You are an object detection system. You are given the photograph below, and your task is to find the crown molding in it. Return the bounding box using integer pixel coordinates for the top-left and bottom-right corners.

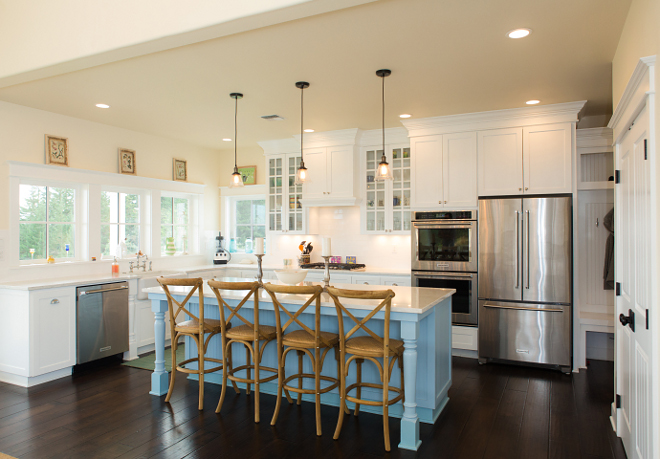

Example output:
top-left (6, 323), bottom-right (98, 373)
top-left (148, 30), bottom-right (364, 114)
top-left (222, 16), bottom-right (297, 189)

top-left (258, 138), bottom-right (300, 155)
top-left (357, 127), bottom-right (409, 146)
top-left (293, 128), bottom-right (360, 148)
top-left (576, 127), bottom-right (613, 150)
top-left (401, 101), bottom-right (587, 137)
top-left (608, 56), bottom-right (656, 142)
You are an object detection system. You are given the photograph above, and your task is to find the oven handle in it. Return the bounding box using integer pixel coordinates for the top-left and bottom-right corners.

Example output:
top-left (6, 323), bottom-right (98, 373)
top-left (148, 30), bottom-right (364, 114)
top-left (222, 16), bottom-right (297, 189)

top-left (483, 303), bottom-right (563, 313)
top-left (413, 272), bottom-right (475, 279)
top-left (412, 223), bottom-right (476, 229)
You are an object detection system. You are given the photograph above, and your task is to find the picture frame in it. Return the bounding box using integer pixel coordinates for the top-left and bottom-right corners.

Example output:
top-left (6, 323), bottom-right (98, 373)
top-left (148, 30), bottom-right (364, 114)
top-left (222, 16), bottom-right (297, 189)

top-left (173, 158), bottom-right (187, 181)
top-left (118, 148), bottom-right (136, 175)
top-left (45, 135), bottom-right (69, 166)
top-left (237, 165), bottom-right (257, 185)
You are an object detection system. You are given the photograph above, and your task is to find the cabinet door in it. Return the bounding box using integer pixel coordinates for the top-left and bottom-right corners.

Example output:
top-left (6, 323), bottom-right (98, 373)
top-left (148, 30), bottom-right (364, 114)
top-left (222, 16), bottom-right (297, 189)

top-left (411, 135), bottom-right (443, 207)
top-left (523, 123), bottom-right (572, 194)
top-left (286, 154), bottom-right (305, 232)
top-left (478, 128), bottom-right (523, 196)
top-left (327, 146), bottom-right (354, 198)
top-left (364, 148), bottom-right (388, 232)
top-left (31, 288), bottom-right (76, 375)
top-left (267, 157), bottom-right (284, 231)
top-left (443, 132), bottom-right (477, 208)
top-left (391, 146), bottom-right (412, 232)
top-left (303, 148), bottom-right (327, 199)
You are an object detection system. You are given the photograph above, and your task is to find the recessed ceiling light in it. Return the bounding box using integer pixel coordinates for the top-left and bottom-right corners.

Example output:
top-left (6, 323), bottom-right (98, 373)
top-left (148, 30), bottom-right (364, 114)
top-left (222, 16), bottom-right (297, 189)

top-left (399, 114), bottom-right (412, 119)
top-left (304, 129), bottom-right (314, 133)
top-left (526, 99), bottom-right (540, 105)
top-left (95, 103), bottom-right (110, 108)
top-left (507, 28), bottom-right (532, 39)
top-left (222, 138), bottom-right (232, 142)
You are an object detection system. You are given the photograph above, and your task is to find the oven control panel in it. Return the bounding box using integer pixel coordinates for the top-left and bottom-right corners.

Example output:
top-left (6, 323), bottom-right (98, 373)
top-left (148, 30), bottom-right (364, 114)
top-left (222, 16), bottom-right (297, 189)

top-left (412, 210), bottom-right (475, 221)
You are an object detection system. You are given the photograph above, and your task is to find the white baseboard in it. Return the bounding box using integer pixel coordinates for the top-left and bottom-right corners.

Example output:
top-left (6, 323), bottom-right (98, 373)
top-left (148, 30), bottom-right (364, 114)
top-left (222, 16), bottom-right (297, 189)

top-left (0, 367), bottom-right (72, 387)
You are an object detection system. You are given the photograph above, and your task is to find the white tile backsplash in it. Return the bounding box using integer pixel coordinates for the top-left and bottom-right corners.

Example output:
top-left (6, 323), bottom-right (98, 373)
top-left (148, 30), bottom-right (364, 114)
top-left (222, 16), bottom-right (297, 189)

top-left (263, 207), bottom-right (411, 271)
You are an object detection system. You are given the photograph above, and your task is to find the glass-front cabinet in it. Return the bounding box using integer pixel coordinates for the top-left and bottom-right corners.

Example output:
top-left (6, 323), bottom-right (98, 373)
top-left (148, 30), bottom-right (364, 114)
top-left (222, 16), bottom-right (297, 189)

top-left (267, 153), bottom-right (305, 233)
top-left (363, 144), bottom-right (411, 234)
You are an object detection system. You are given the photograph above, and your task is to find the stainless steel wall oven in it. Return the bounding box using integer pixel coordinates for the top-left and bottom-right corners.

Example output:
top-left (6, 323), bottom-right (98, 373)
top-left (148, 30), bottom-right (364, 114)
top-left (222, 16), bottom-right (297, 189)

top-left (411, 210), bottom-right (478, 326)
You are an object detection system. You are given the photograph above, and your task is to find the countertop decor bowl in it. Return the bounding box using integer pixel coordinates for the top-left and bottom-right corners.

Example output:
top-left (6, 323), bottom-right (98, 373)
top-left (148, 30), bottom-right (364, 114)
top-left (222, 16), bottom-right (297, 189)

top-left (274, 269), bottom-right (308, 285)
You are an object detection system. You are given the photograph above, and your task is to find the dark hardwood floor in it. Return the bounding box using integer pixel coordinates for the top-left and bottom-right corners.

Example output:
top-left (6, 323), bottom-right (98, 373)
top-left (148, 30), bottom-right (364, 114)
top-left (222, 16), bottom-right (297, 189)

top-left (0, 357), bottom-right (626, 459)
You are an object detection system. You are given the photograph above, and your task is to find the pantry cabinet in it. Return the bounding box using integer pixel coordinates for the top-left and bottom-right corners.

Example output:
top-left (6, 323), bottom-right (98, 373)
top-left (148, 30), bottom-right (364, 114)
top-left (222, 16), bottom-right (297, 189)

top-left (477, 123), bottom-right (573, 197)
top-left (411, 132), bottom-right (477, 209)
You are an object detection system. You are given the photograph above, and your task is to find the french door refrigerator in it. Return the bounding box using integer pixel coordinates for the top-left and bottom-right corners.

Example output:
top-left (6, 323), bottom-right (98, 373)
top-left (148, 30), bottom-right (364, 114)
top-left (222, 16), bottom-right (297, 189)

top-left (478, 196), bottom-right (572, 372)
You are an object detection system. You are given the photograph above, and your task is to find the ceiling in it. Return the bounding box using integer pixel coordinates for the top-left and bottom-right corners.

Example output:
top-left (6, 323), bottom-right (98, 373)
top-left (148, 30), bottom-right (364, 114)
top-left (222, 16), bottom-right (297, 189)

top-left (0, 0), bottom-right (631, 151)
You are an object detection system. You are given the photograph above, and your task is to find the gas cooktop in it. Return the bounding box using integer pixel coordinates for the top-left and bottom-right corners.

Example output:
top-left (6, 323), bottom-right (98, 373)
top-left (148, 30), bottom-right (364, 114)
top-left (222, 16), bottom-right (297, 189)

top-left (300, 263), bottom-right (366, 271)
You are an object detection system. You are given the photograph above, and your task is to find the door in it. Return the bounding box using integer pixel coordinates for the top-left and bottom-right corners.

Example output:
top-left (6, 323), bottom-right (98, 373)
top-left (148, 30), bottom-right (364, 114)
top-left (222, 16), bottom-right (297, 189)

top-left (411, 135), bottom-right (443, 207)
top-left (616, 106), bottom-right (652, 459)
top-left (523, 123), bottom-right (573, 194)
top-left (477, 128), bottom-right (523, 196)
top-left (478, 198), bottom-right (523, 302)
top-left (443, 132), bottom-right (477, 208)
top-left (522, 196), bottom-right (572, 304)
top-left (302, 147), bottom-right (327, 199)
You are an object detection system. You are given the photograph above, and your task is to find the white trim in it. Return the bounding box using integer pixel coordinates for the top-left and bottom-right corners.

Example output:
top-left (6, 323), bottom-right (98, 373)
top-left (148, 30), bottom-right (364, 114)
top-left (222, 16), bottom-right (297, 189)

top-left (219, 184), bottom-right (267, 197)
top-left (8, 161), bottom-right (206, 194)
top-left (293, 128), bottom-right (360, 148)
top-left (402, 101), bottom-right (586, 137)
top-left (357, 127), bottom-right (409, 146)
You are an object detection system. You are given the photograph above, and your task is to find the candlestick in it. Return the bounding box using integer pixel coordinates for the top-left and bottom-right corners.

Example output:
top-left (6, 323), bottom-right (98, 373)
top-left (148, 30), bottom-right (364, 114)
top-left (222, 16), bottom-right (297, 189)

top-left (255, 237), bottom-right (264, 255)
top-left (321, 237), bottom-right (332, 257)
top-left (322, 255), bottom-right (331, 289)
top-left (255, 254), bottom-right (265, 286)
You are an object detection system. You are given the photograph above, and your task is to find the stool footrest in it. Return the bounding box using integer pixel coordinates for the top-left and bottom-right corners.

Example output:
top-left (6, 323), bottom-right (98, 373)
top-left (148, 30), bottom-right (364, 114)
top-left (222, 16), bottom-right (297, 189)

top-left (346, 382), bottom-right (403, 406)
top-left (283, 373), bottom-right (339, 395)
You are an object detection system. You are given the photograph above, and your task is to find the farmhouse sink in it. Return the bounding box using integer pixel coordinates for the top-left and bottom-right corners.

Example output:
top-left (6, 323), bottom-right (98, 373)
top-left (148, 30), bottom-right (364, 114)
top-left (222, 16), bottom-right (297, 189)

top-left (131, 270), bottom-right (187, 300)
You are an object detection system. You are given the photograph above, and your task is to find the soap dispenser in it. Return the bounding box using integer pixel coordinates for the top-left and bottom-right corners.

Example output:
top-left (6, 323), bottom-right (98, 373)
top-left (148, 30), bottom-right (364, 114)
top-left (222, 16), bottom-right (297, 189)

top-left (112, 257), bottom-right (119, 277)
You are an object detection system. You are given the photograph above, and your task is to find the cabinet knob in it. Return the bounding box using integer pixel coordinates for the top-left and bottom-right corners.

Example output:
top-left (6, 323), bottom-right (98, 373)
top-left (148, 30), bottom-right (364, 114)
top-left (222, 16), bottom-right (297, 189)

top-left (438, 201), bottom-right (442, 204)
top-left (519, 188), bottom-right (522, 191)
top-left (392, 283), bottom-right (398, 286)
top-left (364, 282), bottom-right (369, 285)
top-left (444, 201), bottom-right (447, 204)
top-left (524, 187), bottom-right (528, 191)
top-left (50, 299), bottom-right (60, 304)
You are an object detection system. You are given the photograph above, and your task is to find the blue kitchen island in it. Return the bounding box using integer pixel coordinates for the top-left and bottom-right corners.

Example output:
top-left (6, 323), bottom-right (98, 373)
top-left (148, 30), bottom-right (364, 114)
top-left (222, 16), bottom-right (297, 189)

top-left (145, 280), bottom-right (454, 451)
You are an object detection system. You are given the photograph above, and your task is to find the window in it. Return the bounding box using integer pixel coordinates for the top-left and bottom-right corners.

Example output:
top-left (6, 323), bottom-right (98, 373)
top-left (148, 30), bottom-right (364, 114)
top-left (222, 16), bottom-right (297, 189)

top-left (101, 191), bottom-right (140, 258)
top-left (230, 197), bottom-right (265, 252)
top-left (161, 196), bottom-right (189, 255)
top-left (19, 184), bottom-right (76, 261)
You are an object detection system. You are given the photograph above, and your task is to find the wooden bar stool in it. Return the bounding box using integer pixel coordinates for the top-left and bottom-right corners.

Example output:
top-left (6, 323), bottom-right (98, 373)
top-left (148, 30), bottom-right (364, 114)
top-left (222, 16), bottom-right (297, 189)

top-left (207, 280), bottom-right (278, 423)
top-left (326, 286), bottom-right (403, 452)
top-left (263, 283), bottom-right (342, 436)
top-left (157, 277), bottom-right (230, 410)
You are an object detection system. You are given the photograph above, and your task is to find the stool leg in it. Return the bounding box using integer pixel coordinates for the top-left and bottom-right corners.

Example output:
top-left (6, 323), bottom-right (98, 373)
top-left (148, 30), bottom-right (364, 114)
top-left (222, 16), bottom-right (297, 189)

top-left (165, 335), bottom-right (178, 403)
top-left (297, 350), bottom-right (304, 405)
top-left (271, 340), bottom-right (284, 426)
top-left (197, 336), bottom-right (204, 410)
top-left (216, 341), bottom-right (229, 413)
top-left (383, 356), bottom-right (390, 452)
top-left (333, 356), bottom-right (346, 440)
top-left (254, 340), bottom-right (261, 424)
top-left (335, 347), bottom-right (349, 414)
top-left (354, 358), bottom-right (363, 416)
top-left (314, 347), bottom-right (321, 436)
top-left (228, 344), bottom-right (240, 394)
top-left (245, 346), bottom-right (251, 395)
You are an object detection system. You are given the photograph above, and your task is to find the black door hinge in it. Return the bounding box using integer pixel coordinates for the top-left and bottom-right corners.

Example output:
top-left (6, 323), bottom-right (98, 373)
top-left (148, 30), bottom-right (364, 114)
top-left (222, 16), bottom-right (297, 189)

top-left (616, 282), bottom-right (621, 296)
top-left (615, 170), bottom-right (621, 184)
top-left (616, 394), bottom-right (621, 408)
top-left (644, 139), bottom-right (648, 160)
top-left (646, 309), bottom-right (650, 330)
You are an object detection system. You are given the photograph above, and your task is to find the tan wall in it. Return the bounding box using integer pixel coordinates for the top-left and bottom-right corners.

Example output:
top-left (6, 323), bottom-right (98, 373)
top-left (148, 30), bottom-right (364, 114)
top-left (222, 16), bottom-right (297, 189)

top-left (0, 99), bottom-right (223, 233)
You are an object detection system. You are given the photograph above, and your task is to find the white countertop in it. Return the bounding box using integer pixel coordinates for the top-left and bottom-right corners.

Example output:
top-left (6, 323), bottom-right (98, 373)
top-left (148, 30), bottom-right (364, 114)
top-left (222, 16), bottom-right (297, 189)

top-left (0, 270), bottom-right (186, 291)
top-left (181, 263), bottom-right (411, 276)
top-left (143, 278), bottom-right (454, 315)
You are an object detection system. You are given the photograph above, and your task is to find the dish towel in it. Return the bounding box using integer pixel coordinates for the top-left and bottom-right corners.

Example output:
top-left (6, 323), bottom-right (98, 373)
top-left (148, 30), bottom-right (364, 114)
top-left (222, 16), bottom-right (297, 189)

top-left (603, 207), bottom-right (614, 290)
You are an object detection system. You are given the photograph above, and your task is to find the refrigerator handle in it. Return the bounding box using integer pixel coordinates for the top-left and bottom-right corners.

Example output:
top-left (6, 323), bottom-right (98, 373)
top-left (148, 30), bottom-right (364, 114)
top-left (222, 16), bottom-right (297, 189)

top-left (515, 210), bottom-right (520, 289)
top-left (525, 209), bottom-right (530, 290)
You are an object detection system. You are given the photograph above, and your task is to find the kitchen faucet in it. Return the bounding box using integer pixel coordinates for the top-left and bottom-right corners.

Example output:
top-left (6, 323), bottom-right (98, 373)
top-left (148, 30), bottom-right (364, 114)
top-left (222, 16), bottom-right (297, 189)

top-left (128, 254), bottom-right (151, 273)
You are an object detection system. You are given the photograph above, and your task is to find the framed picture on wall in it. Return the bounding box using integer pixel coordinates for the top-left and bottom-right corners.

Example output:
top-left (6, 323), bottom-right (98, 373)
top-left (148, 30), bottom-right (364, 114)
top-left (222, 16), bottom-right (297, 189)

top-left (237, 165), bottom-right (257, 185)
top-left (118, 148), bottom-right (136, 175)
top-left (173, 158), bottom-right (187, 181)
top-left (45, 135), bottom-right (69, 166)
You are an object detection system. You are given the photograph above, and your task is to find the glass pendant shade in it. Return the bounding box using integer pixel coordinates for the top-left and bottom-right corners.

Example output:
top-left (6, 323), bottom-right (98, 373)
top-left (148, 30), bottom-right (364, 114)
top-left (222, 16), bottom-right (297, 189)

top-left (295, 163), bottom-right (308, 185)
top-left (374, 155), bottom-right (393, 181)
top-left (229, 167), bottom-right (244, 188)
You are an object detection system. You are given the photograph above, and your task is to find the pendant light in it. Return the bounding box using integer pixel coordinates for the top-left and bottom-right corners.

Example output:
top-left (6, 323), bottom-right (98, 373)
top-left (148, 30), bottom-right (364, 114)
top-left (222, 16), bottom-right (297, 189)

top-left (374, 69), bottom-right (393, 181)
top-left (229, 92), bottom-right (245, 188)
top-left (295, 81), bottom-right (310, 185)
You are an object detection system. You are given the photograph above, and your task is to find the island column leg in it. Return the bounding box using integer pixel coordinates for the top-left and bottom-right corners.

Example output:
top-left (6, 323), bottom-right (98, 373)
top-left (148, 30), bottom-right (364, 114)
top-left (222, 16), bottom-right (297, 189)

top-left (399, 320), bottom-right (421, 451)
top-left (150, 299), bottom-right (169, 396)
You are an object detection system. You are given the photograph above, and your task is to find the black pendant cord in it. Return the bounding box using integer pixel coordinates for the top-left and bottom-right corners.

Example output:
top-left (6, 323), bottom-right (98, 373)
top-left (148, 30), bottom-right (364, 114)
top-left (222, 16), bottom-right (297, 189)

top-left (234, 95), bottom-right (238, 171)
top-left (300, 84), bottom-right (304, 165)
top-left (381, 73), bottom-right (385, 160)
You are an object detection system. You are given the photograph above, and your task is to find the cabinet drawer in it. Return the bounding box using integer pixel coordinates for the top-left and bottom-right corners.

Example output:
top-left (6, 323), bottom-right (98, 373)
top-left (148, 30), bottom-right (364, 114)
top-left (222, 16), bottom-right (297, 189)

top-left (381, 276), bottom-right (411, 287)
top-left (352, 275), bottom-right (382, 286)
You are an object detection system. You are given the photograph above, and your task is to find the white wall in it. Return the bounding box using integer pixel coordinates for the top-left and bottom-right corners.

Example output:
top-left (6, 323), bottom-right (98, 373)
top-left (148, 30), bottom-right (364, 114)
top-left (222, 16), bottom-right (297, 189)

top-left (0, 100), bottom-right (224, 283)
top-left (262, 206), bottom-right (411, 270)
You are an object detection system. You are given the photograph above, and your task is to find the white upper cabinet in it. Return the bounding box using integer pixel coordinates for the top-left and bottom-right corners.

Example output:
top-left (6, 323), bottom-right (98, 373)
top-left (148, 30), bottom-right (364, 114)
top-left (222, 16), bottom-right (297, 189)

top-left (477, 128), bottom-right (524, 196)
top-left (411, 136), bottom-right (443, 208)
top-left (301, 147), bottom-right (327, 200)
top-left (305, 145), bottom-right (355, 201)
top-left (410, 133), bottom-right (477, 209)
top-left (443, 132), bottom-right (477, 207)
top-left (523, 123), bottom-right (572, 194)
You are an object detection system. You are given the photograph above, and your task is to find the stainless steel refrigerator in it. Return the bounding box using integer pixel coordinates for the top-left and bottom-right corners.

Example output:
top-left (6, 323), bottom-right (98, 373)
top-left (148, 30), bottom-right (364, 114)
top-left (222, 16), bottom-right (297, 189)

top-left (478, 196), bottom-right (572, 372)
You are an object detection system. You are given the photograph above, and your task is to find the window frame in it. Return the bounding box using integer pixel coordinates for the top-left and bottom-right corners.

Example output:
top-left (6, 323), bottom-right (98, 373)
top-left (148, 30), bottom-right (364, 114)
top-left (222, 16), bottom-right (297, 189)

top-left (99, 186), bottom-right (147, 260)
top-left (16, 178), bottom-right (85, 265)
top-left (224, 194), bottom-right (266, 254)
top-left (159, 192), bottom-right (200, 257)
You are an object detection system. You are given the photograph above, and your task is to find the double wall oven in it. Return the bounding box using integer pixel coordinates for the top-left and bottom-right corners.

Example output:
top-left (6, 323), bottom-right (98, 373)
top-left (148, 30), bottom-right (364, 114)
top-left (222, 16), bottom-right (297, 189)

top-left (411, 210), bottom-right (478, 326)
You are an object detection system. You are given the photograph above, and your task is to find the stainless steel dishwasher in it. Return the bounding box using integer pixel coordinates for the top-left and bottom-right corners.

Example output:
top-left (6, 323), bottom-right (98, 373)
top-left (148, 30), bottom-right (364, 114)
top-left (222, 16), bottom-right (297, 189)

top-left (76, 282), bottom-right (129, 364)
